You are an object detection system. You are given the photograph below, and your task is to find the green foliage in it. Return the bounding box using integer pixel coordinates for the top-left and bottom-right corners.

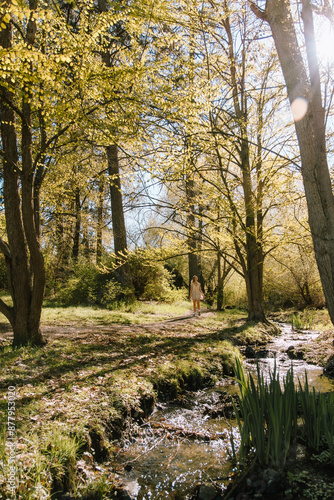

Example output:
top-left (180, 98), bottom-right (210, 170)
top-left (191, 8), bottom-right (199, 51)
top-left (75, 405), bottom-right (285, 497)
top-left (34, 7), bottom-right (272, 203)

top-left (40, 427), bottom-right (82, 494)
top-left (50, 249), bottom-right (184, 306)
top-left (298, 374), bottom-right (334, 465)
top-left (291, 310), bottom-right (316, 330)
top-left (100, 279), bottom-right (135, 308)
top-left (54, 261), bottom-right (103, 305)
top-left (233, 360), bottom-right (334, 471)
top-left (232, 359), bottom-right (297, 469)
top-left (77, 474), bottom-right (116, 499)
top-left (286, 471), bottom-right (334, 500)
top-left (127, 249), bottom-right (180, 302)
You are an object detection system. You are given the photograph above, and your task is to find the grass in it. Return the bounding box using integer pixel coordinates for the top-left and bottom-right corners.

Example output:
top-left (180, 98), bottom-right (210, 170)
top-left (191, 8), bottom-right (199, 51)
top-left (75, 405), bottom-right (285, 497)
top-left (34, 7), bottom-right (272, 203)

top-left (272, 307), bottom-right (331, 332)
top-left (41, 300), bottom-right (193, 325)
top-left (232, 358), bottom-right (297, 469)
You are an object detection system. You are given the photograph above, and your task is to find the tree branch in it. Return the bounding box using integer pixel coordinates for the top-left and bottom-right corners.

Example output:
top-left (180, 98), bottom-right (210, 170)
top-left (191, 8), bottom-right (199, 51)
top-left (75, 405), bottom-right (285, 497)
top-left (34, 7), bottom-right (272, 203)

top-left (0, 238), bottom-right (10, 258)
top-left (0, 297), bottom-right (13, 325)
top-left (249, 1), bottom-right (268, 22)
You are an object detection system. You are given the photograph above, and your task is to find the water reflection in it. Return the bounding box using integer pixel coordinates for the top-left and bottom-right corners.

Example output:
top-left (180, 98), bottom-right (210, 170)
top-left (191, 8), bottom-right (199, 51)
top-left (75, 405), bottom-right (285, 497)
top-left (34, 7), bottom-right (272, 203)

top-left (116, 393), bottom-right (238, 499)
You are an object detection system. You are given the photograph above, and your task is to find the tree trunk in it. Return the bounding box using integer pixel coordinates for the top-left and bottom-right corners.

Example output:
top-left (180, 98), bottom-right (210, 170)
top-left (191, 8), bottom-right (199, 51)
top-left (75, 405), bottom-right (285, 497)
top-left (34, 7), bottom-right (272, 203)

top-left (217, 252), bottom-right (224, 311)
top-left (97, 0), bottom-right (131, 285)
top-left (185, 174), bottom-right (199, 286)
top-left (223, 9), bottom-right (266, 322)
top-left (197, 203), bottom-right (205, 291)
top-left (0, 1), bottom-right (45, 346)
top-left (252, 0), bottom-right (334, 324)
top-left (72, 187), bottom-right (81, 261)
top-left (96, 173), bottom-right (105, 263)
top-left (106, 144), bottom-right (131, 285)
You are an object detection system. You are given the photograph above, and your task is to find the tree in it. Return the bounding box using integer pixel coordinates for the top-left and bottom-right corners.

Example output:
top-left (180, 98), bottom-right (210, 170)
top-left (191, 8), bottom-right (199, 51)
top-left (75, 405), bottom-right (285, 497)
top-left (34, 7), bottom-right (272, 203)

top-left (174, 0), bottom-right (291, 320)
top-left (250, 0), bottom-right (334, 325)
top-left (0, 0), bottom-right (153, 344)
top-left (0, 0), bottom-right (46, 346)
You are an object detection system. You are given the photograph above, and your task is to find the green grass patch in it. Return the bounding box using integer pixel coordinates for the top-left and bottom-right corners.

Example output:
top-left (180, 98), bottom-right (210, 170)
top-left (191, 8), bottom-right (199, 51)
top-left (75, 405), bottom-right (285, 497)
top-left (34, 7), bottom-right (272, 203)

top-left (41, 300), bottom-right (192, 325)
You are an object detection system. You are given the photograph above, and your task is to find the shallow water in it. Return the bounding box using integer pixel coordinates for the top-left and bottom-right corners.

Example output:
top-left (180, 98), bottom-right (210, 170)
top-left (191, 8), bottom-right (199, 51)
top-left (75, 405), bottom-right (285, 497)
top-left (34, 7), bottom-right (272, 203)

top-left (114, 323), bottom-right (334, 499)
top-left (115, 387), bottom-right (240, 499)
top-left (244, 323), bottom-right (334, 392)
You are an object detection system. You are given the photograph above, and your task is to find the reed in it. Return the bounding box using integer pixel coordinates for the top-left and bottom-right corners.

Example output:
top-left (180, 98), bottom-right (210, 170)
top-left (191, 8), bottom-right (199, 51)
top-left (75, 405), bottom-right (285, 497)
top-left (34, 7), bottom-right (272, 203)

top-left (233, 361), bottom-right (334, 469)
top-left (232, 359), bottom-right (297, 469)
top-left (298, 374), bottom-right (334, 465)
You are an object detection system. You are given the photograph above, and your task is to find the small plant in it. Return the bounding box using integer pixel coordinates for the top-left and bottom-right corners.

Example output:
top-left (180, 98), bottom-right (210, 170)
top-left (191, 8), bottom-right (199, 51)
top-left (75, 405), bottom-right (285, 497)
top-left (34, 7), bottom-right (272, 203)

top-left (291, 310), bottom-right (315, 330)
top-left (40, 427), bottom-right (82, 495)
top-left (287, 471), bottom-right (334, 499)
top-left (77, 474), bottom-right (116, 499)
top-left (291, 312), bottom-right (303, 330)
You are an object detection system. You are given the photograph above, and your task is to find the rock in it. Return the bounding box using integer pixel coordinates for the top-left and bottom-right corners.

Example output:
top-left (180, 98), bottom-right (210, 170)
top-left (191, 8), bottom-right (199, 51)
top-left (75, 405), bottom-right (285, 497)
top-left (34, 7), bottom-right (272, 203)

top-left (245, 346), bottom-right (256, 358)
top-left (286, 346), bottom-right (304, 360)
top-left (324, 355), bottom-right (334, 378)
top-left (263, 468), bottom-right (283, 495)
top-left (197, 482), bottom-right (219, 500)
top-left (113, 489), bottom-right (133, 499)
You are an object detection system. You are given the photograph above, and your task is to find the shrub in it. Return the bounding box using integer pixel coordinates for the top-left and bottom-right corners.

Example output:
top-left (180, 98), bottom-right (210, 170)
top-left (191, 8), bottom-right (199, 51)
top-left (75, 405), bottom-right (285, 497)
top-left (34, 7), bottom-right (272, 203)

top-left (126, 249), bottom-right (176, 301)
top-left (50, 249), bottom-right (184, 306)
top-left (54, 260), bottom-right (104, 305)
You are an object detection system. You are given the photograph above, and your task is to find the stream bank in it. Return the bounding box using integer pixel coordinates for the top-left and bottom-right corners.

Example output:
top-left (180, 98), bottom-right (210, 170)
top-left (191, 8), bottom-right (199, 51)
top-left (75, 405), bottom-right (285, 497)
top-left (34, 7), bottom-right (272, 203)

top-left (112, 322), bottom-right (334, 500)
top-left (1, 312), bottom-right (333, 499)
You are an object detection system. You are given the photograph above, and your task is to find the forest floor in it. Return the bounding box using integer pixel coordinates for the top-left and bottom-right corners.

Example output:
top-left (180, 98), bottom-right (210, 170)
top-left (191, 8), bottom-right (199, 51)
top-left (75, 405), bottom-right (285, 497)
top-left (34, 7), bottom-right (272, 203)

top-left (0, 304), bottom-right (333, 499)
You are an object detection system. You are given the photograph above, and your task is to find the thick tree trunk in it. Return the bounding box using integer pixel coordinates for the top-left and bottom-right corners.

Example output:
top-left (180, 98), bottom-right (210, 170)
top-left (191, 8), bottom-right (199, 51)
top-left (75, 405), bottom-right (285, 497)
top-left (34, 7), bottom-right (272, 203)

top-left (106, 144), bottom-right (131, 285)
top-left (223, 8), bottom-right (266, 322)
top-left (97, 0), bottom-right (131, 285)
top-left (96, 173), bottom-right (105, 263)
top-left (253, 0), bottom-right (334, 324)
top-left (0, 1), bottom-right (45, 346)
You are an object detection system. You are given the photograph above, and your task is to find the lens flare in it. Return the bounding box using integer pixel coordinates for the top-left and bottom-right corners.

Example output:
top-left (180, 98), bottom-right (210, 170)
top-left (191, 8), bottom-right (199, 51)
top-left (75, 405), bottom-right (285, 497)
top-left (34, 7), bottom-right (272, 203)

top-left (291, 97), bottom-right (308, 122)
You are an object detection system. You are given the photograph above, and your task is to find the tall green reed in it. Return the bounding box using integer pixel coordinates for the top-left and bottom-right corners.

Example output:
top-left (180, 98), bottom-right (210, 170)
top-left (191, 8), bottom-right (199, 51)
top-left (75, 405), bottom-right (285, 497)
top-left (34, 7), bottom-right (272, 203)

top-left (298, 373), bottom-right (334, 465)
top-left (232, 360), bottom-right (334, 469)
top-left (232, 358), bottom-right (297, 469)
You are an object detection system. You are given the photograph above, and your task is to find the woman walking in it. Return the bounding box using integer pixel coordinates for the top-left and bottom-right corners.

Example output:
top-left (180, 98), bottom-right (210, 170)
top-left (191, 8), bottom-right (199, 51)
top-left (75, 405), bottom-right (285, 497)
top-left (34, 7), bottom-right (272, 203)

top-left (190, 275), bottom-right (203, 316)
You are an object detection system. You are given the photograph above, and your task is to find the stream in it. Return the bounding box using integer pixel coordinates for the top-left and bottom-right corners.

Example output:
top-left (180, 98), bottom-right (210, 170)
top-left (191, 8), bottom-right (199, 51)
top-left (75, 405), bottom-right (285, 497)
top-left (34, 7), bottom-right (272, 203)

top-left (114, 323), bottom-right (334, 499)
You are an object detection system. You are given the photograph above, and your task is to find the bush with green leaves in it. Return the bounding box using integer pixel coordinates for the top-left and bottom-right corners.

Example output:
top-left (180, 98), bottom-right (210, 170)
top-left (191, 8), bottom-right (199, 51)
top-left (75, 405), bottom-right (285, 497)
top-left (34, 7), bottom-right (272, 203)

top-left (50, 249), bottom-right (183, 306)
top-left (126, 249), bottom-right (178, 301)
top-left (53, 259), bottom-right (105, 305)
